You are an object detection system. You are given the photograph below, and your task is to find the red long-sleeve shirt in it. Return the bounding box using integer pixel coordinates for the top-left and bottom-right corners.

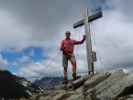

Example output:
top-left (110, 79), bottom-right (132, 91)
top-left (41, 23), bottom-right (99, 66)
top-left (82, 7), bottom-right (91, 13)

top-left (60, 38), bottom-right (85, 55)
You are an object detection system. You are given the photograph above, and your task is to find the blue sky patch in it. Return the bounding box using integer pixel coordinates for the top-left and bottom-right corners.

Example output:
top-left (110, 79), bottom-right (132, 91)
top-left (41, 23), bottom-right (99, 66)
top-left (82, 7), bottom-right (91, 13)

top-left (0, 47), bottom-right (46, 74)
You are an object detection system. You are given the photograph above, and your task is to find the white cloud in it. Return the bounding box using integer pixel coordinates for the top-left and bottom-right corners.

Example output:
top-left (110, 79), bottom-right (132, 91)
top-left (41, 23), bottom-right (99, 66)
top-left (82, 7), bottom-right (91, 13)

top-left (0, 54), bottom-right (8, 70)
top-left (0, 10), bottom-right (32, 48)
top-left (17, 58), bottom-right (63, 80)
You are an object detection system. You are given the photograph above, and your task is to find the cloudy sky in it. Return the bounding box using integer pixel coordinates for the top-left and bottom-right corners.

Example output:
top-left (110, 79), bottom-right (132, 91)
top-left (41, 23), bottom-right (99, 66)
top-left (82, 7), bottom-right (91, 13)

top-left (0, 0), bottom-right (133, 80)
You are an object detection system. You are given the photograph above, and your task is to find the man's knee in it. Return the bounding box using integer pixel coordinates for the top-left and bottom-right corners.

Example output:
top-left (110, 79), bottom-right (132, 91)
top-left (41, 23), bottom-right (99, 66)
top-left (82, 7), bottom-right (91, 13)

top-left (70, 55), bottom-right (76, 64)
top-left (71, 60), bottom-right (76, 69)
top-left (64, 67), bottom-right (67, 74)
top-left (64, 67), bottom-right (67, 71)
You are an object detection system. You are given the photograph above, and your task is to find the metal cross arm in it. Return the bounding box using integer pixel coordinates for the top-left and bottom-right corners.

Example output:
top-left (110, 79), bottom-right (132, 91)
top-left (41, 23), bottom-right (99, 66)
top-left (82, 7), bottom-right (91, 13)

top-left (73, 11), bottom-right (102, 29)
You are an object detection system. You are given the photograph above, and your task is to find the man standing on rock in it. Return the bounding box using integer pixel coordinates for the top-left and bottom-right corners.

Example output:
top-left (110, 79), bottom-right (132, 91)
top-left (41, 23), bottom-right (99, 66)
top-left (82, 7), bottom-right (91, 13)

top-left (60, 31), bottom-right (86, 84)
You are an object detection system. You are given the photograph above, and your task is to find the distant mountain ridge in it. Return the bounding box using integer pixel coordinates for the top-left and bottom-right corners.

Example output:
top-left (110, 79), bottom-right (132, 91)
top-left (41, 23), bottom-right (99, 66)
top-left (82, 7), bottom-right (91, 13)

top-left (34, 77), bottom-right (64, 90)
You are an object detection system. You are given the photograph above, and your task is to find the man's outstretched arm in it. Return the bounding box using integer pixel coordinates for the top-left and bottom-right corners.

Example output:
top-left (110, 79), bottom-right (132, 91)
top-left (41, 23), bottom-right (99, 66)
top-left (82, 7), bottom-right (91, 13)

top-left (74, 35), bottom-right (86, 45)
top-left (60, 40), bottom-right (64, 51)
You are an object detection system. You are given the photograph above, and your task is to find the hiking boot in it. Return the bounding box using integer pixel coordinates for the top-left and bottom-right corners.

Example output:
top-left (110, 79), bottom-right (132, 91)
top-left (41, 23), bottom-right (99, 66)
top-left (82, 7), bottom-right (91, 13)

top-left (72, 73), bottom-right (77, 81)
top-left (77, 75), bottom-right (81, 79)
top-left (62, 80), bottom-right (68, 84)
top-left (63, 77), bottom-right (68, 84)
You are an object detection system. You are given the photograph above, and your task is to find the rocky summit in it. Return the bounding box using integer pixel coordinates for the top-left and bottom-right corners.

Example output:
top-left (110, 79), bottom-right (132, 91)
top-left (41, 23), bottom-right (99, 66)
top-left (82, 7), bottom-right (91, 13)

top-left (1, 69), bottom-right (133, 100)
top-left (28, 69), bottom-right (133, 100)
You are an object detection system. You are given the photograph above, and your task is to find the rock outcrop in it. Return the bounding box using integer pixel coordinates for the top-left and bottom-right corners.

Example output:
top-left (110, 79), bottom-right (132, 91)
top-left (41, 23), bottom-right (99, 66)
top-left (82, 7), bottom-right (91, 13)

top-left (0, 70), bottom-right (41, 99)
top-left (29, 69), bottom-right (133, 100)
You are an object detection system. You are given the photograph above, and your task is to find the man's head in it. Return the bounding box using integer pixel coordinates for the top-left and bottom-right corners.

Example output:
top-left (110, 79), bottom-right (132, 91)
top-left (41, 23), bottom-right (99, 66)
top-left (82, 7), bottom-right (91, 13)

top-left (65, 31), bottom-right (71, 39)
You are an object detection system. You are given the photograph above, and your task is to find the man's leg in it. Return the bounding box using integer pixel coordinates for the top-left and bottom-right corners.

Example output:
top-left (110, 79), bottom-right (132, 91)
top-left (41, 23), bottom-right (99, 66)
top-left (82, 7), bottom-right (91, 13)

top-left (63, 54), bottom-right (68, 84)
top-left (70, 55), bottom-right (77, 81)
top-left (64, 67), bottom-right (68, 84)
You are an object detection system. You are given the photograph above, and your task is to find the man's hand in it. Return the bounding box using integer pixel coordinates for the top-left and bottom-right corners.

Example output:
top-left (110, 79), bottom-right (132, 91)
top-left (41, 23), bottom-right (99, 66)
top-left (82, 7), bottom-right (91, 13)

top-left (83, 35), bottom-right (86, 40)
top-left (60, 48), bottom-right (63, 51)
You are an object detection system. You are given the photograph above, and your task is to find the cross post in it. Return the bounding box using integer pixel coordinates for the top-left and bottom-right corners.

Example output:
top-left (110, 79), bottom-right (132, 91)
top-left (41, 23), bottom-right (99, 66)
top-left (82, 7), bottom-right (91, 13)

top-left (73, 8), bottom-right (102, 75)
